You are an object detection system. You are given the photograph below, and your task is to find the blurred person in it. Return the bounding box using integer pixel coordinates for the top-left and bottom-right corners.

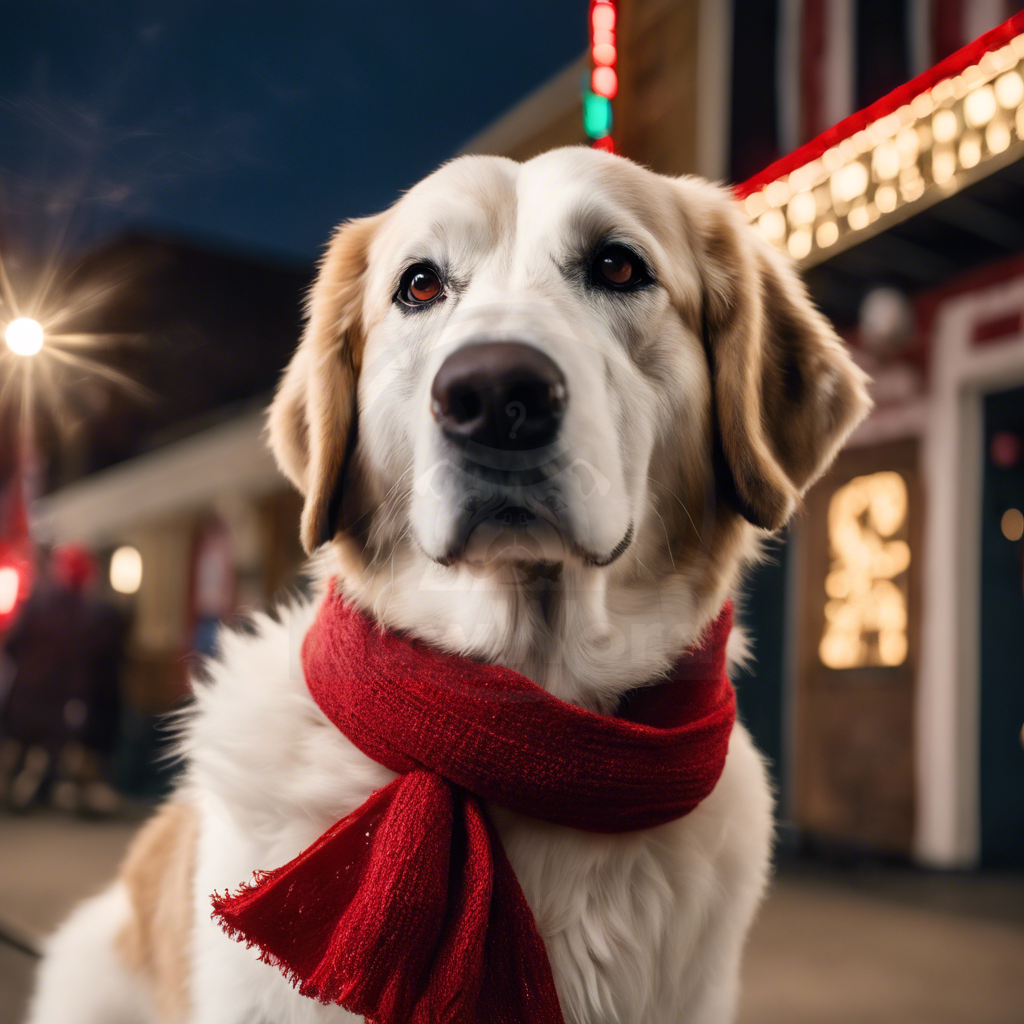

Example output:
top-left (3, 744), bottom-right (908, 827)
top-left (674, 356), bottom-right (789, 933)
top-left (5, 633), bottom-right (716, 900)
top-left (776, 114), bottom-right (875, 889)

top-left (0, 543), bottom-right (128, 815)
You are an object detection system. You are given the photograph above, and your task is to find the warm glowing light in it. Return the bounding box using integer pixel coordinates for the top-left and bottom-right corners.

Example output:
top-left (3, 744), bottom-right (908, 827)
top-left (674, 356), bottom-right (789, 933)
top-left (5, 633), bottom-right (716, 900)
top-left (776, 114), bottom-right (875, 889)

top-left (4, 318), bottom-right (44, 357)
top-left (757, 208), bottom-right (786, 243)
top-left (995, 70), bottom-right (1024, 108)
top-left (932, 108), bottom-right (958, 143)
top-left (911, 92), bottom-right (934, 119)
top-left (110, 545), bottom-right (143, 595)
top-left (787, 228), bottom-right (812, 259)
top-left (875, 184), bottom-right (897, 212)
top-left (591, 65), bottom-right (617, 98)
top-left (0, 567), bottom-right (20, 615)
top-left (901, 175), bottom-right (925, 202)
top-left (787, 190), bottom-right (817, 226)
top-left (592, 42), bottom-right (616, 66)
top-left (765, 179), bottom-right (790, 207)
top-left (831, 161), bottom-right (869, 203)
top-left (816, 220), bottom-right (839, 247)
top-left (592, 135), bottom-right (614, 152)
top-left (820, 471), bottom-right (910, 669)
top-left (895, 126), bottom-right (919, 166)
top-left (932, 147), bottom-right (956, 183)
top-left (986, 119), bottom-right (1011, 153)
top-left (847, 202), bottom-right (870, 230)
top-left (959, 133), bottom-right (982, 168)
top-left (964, 84), bottom-right (997, 128)
top-left (744, 191), bottom-right (768, 218)
top-left (872, 142), bottom-right (900, 180)
top-left (1002, 508), bottom-right (1024, 542)
top-left (741, 40), bottom-right (1024, 261)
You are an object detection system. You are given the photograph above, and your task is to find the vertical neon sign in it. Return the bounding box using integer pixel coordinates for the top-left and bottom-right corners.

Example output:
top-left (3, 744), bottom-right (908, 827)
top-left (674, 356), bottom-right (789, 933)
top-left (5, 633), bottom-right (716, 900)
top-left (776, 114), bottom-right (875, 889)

top-left (584, 1), bottom-right (617, 152)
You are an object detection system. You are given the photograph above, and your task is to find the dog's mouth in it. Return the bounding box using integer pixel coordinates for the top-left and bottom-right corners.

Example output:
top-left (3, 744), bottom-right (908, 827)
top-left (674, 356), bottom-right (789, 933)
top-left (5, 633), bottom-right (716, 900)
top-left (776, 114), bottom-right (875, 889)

top-left (434, 492), bottom-right (633, 570)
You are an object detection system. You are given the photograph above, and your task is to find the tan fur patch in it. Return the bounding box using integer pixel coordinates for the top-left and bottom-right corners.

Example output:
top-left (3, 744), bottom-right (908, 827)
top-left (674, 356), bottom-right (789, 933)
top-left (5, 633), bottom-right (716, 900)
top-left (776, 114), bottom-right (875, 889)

top-left (116, 803), bottom-right (198, 1024)
top-left (267, 213), bottom-right (387, 555)
top-left (675, 177), bottom-right (872, 531)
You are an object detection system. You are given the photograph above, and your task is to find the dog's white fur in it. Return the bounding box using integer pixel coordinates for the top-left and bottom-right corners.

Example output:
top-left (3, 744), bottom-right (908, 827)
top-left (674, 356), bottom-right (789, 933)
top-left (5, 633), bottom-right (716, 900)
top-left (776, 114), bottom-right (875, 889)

top-left (27, 148), bottom-right (870, 1024)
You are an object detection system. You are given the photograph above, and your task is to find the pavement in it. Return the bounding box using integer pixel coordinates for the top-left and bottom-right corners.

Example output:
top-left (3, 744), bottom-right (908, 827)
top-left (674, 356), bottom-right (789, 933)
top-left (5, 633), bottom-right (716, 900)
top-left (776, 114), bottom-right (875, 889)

top-left (1, 811), bottom-right (1023, 1024)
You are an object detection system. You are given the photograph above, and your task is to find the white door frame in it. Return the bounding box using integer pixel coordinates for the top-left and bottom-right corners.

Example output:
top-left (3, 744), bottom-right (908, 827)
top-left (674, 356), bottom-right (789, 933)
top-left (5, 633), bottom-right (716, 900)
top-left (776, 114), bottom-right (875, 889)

top-left (916, 275), bottom-right (1024, 866)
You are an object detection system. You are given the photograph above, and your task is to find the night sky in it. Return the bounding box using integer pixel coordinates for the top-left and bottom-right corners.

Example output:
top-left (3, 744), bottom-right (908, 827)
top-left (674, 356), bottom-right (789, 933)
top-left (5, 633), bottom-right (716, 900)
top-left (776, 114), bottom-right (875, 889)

top-left (1, 3), bottom-right (586, 265)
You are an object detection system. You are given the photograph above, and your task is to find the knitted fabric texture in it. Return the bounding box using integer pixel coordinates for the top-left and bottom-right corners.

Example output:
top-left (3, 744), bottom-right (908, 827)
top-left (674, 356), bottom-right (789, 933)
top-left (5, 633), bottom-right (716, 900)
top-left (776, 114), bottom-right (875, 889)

top-left (212, 589), bottom-right (736, 1023)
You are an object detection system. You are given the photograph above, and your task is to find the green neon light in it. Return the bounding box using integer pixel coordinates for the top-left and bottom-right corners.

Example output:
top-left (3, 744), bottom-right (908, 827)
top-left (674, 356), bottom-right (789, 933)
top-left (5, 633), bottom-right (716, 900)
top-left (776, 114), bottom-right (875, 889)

top-left (582, 91), bottom-right (612, 139)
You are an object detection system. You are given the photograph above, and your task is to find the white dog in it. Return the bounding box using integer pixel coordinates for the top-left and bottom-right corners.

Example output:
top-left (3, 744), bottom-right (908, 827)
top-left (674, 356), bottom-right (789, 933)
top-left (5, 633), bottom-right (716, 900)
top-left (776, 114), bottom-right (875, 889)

top-left (27, 146), bottom-right (869, 1024)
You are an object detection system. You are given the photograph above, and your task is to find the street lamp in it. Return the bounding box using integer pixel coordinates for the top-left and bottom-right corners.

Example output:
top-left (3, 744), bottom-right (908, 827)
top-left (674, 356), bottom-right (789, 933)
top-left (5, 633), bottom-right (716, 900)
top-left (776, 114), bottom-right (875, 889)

top-left (4, 317), bottom-right (44, 357)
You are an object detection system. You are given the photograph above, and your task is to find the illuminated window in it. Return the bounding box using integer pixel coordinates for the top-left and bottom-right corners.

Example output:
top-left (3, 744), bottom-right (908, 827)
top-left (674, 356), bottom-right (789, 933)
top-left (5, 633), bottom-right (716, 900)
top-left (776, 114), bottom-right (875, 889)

top-left (819, 471), bottom-right (910, 669)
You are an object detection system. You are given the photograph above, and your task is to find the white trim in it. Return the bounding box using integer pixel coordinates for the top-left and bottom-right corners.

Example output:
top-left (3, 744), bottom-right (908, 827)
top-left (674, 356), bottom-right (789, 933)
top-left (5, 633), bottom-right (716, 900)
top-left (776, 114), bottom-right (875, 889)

top-left (696, 0), bottom-right (734, 180)
top-left (847, 397), bottom-right (929, 447)
top-left (915, 275), bottom-right (1024, 866)
top-left (822, 0), bottom-right (855, 129)
top-left (459, 55), bottom-right (588, 157)
top-left (32, 409), bottom-right (283, 548)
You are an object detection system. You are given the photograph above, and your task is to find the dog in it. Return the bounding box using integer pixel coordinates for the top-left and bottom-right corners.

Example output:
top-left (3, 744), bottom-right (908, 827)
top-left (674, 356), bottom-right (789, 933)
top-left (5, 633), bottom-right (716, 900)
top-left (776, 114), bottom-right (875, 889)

top-left (27, 146), bottom-right (870, 1024)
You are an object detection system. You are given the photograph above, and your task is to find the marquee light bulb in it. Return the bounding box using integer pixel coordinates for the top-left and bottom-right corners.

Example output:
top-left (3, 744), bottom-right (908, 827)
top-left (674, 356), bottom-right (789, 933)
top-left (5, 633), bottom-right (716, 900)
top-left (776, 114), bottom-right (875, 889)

top-left (964, 84), bottom-right (997, 128)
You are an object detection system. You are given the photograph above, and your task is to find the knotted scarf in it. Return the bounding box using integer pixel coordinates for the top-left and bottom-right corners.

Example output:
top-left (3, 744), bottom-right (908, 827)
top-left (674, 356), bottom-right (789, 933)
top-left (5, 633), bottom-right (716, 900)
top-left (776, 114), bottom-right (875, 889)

top-left (212, 588), bottom-right (736, 1024)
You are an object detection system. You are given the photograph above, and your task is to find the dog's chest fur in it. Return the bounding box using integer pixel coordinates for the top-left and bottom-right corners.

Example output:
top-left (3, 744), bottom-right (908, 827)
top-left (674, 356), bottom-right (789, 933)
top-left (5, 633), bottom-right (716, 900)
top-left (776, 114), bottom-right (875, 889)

top-left (184, 600), bottom-right (773, 1024)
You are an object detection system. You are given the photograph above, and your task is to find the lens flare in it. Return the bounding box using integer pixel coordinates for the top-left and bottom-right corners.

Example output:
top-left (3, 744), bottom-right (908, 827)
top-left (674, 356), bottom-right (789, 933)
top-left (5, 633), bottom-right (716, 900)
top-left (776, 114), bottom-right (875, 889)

top-left (5, 318), bottom-right (44, 357)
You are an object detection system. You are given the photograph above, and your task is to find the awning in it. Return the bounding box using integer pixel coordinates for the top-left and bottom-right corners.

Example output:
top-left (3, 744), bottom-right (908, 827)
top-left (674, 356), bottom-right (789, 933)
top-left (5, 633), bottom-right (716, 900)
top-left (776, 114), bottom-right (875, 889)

top-left (738, 12), bottom-right (1024, 328)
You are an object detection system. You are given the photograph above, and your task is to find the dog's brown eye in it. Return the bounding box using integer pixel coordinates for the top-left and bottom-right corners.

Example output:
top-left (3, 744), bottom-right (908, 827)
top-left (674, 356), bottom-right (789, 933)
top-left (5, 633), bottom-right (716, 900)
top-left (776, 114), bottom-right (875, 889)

top-left (399, 264), bottom-right (443, 306)
top-left (592, 245), bottom-right (648, 290)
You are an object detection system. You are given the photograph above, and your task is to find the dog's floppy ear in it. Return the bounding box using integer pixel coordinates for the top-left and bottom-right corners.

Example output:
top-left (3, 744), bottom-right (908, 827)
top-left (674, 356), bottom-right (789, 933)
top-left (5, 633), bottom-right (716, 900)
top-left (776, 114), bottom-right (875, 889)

top-left (268, 214), bottom-right (384, 554)
top-left (683, 179), bottom-right (871, 531)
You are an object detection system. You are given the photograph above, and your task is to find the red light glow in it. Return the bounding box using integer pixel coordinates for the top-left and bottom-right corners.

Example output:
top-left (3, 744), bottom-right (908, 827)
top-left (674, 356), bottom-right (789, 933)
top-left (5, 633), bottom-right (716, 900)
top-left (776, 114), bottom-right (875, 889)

top-left (588, 1), bottom-right (618, 149)
top-left (592, 3), bottom-right (616, 32)
top-left (592, 66), bottom-right (618, 98)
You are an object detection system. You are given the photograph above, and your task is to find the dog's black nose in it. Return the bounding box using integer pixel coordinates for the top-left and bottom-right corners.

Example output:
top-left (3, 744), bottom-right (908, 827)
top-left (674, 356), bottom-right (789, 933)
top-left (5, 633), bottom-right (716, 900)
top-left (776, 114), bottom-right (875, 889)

top-left (431, 341), bottom-right (567, 451)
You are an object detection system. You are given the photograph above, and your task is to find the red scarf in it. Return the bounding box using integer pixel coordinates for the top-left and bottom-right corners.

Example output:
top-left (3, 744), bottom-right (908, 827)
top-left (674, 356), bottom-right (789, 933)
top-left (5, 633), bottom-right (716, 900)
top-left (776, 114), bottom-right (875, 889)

top-left (213, 589), bottom-right (736, 1024)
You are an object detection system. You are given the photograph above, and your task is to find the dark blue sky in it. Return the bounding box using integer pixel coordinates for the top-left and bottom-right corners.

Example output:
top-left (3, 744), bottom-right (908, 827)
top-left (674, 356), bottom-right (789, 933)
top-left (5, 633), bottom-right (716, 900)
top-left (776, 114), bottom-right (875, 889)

top-left (1, 3), bottom-right (586, 264)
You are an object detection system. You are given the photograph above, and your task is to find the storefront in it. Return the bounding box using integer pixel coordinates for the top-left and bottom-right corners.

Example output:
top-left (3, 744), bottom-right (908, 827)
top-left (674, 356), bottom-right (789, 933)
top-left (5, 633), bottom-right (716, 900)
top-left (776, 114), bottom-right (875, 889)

top-left (469, 4), bottom-right (1024, 868)
top-left (736, 13), bottom-right (1024, 867)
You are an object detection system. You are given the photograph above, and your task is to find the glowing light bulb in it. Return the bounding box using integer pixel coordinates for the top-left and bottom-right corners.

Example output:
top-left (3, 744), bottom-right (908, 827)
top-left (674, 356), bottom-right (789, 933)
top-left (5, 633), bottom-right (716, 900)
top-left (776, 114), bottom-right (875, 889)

top-left (959, 134), bottom-right (981, 169)
top-left (816, 220), bottom-right (839, 248)
top-left (787, 190), bottom-right (817, 226)
top-left (995, 71), bottom-right (1024, 109)
top-left (987, 119), bottom-right (1011, 154)
top-left (4, 318), bottom-right (44, 357)
top-left (0, 566), bottom-right (20, 615)
top-left (872, 142), bottom-right (900, 180)
top-left (787, 228), bottom-right (812, 259)
top-left (757, 209), bottom-right (786, 243)
top-left (1002, 508), bottom-right (1024, 542)
top-left (592, 2), bottom-right (616, 32)
top-left (875, 184), bottom-right (898, 212)
top-left (109, 546), bottom-right (143, 595)
top-left (964, 84), bottom-right (997, 128)
top-left (591, 66), bottom-right (618, 99)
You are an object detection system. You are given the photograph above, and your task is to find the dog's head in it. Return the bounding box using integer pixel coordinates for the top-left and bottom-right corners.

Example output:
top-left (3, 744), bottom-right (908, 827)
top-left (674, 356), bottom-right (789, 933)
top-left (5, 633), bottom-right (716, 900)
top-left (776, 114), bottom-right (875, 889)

top-left (269, 148), bottom-right (869, 635)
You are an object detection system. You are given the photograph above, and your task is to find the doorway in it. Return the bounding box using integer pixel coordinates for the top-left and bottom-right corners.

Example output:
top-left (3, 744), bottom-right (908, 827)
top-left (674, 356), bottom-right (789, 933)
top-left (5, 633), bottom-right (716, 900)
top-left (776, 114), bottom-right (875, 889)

top-left (980, 384), bottom-right (1024, 867)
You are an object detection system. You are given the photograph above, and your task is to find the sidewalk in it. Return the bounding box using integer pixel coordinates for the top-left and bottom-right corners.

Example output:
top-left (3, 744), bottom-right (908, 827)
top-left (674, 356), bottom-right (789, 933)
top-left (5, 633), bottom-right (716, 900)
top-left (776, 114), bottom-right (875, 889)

top-left (2, 811), bottom-right (1023, 1024)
